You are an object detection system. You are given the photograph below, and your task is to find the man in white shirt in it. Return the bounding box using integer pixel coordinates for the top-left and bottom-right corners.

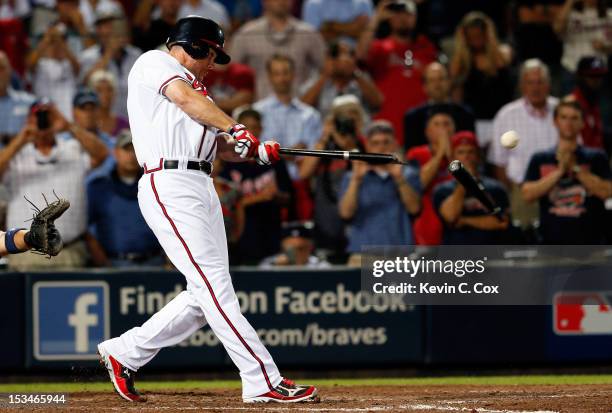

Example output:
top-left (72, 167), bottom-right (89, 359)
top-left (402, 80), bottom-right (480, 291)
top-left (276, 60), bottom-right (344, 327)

top-left (254, 54), bottom-right (322, 180)
top-left (229, 0), bottom-right (325, 99)
top-left (0, 100), bottom-right (108, 269)
top-left (488, 58), bottom-right (559, 227)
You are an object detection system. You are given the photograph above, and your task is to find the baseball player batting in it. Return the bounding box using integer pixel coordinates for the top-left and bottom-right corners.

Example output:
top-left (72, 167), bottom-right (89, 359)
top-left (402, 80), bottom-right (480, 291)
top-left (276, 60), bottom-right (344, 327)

top-left (97, 16), bottom-right (319, 403)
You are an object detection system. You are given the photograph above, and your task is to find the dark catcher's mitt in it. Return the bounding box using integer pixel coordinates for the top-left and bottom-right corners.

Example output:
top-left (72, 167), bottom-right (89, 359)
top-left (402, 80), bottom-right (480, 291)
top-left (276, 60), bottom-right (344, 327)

top-left (24, 194), bottom-right (70, 257)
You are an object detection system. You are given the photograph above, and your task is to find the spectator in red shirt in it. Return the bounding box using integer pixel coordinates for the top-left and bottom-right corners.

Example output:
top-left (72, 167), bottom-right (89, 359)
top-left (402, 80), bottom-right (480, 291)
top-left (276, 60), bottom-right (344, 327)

top-left (569, 56), bottom-right (607, 151)
top-left (406, 109), bottom-right (455, 245)
top-left (357, 0), bottom-right (437, 145)
top-left (205, 62), bottom-right (256, 116)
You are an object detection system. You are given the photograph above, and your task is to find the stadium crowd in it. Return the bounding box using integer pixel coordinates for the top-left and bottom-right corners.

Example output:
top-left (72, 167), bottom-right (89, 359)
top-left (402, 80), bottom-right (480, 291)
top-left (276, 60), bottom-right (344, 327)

top-left (0, 0), bottom-right (611, 269)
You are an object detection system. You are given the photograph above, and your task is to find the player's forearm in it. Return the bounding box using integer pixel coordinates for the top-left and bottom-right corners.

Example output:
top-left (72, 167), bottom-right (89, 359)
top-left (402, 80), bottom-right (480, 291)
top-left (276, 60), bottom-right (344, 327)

top-left (521, 168), bottom-right (564, 203)
top-left (576, 171), bottom-right (612, 200)
top-left (168, 84), bottom-right (235, 132)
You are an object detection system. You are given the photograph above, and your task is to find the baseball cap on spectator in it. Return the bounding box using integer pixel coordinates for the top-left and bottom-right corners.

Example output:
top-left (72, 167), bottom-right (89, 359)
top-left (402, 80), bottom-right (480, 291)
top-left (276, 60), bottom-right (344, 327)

top-left (332, 94), bottom-right (360, 109)
top-left (577, 56), bottom-right (608, 77)
top-left (115, 129), bottom-right (132, 148)
top-left (282, 221), bottom-right (314, 239)
top-left (89, 69), bottom-right (118, 90)
top-left (451, 131), bottom-right (478, 150)
top-left (386, 0), bottom-right (417, 14)
top-left (73, 88), bottom-right (99, 107)
top-left (95, 2), bottom-right (124, 25)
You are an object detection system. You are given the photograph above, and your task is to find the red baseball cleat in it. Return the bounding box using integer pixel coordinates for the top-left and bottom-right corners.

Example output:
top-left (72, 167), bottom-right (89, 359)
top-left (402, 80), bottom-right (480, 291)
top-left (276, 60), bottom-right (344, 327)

top-left (98, 344), bottom-right (146, 402)
top-left (243, 378), bottom-right (319, 403)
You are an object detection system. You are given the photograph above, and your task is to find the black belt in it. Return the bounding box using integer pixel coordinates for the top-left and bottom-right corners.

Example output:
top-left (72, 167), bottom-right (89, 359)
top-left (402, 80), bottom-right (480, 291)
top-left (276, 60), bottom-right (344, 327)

top-left (144, 159), bottom-right (212, 175)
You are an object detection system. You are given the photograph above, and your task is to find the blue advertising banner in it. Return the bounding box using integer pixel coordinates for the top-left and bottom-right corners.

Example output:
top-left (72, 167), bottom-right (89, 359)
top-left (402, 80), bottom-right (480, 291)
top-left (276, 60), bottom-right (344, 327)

top-left (25, 269), bottom-right (424, 369)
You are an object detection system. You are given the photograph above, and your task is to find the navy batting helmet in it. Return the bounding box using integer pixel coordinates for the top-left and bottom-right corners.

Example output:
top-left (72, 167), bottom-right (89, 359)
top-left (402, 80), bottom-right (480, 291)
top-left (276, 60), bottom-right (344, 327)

top-left (166, 16), bottom-right (230, 64)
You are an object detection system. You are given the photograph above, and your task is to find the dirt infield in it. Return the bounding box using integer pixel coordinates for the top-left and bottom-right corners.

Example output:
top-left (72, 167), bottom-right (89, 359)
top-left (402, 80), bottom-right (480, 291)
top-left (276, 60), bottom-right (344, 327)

top-left (18, 384), bottom-right (612, 412)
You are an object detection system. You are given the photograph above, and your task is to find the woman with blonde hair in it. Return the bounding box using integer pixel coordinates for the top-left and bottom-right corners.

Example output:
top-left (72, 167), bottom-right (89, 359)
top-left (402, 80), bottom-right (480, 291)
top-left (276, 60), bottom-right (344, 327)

top-left (450, 12), bottom-right (514, 121)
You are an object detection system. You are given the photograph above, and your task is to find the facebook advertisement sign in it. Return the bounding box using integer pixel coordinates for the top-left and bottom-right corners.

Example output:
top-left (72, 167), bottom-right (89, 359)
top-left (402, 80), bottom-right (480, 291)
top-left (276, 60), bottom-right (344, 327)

top-left (33, 281), bottom-right (110, 361)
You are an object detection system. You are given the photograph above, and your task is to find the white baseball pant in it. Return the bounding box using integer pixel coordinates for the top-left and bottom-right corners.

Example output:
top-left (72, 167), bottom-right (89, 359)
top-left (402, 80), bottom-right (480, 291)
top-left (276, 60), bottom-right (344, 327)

top-left (99, 168), bottom-right (282, 398)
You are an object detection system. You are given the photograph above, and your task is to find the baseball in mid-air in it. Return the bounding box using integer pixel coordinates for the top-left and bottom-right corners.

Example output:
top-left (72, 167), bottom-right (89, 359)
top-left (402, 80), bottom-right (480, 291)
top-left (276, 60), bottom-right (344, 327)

top-left (500, 130), bottom-right (520, 149)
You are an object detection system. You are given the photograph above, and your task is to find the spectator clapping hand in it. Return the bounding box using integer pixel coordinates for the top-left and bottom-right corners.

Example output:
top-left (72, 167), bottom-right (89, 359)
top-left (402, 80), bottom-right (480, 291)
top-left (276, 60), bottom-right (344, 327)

top-left (431, 129), bottom-right (452, 161)
top-left (556, 146), bottom-right (576, 174)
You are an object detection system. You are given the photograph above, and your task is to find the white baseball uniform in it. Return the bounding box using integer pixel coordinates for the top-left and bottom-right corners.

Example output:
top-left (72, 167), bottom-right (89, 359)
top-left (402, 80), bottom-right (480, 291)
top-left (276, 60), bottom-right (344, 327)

top-left (98, 50), bottom-right (281, 398)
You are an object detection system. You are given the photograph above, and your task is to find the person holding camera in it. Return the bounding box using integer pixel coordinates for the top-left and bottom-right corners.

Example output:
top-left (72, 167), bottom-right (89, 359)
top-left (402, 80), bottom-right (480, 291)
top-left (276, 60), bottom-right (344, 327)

top-left (0, 100), bottom-right (108, 269)
top-left (300, 40), bottom-right (383, 118)
top-left (28, 23), bottom-right (80, 119)
top-left (299, 96), bottom-right (365, 262)
top-left (554, 0), bottom-right (612, 75)
top-left (338, 120), bottom-right (420, 266)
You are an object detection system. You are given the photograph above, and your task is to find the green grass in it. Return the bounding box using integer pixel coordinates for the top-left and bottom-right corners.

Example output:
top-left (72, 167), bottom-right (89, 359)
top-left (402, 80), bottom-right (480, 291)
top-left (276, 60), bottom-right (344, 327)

top-left (0, 375), bottom-right (611, 393)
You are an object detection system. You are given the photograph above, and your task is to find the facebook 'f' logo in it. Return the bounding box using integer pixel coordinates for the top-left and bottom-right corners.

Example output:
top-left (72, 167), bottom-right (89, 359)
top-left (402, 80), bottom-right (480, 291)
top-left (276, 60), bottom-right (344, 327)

top-left (34, 281), bottom-right (109, 360)
top-left (68, 293), bottom-right (100, 353)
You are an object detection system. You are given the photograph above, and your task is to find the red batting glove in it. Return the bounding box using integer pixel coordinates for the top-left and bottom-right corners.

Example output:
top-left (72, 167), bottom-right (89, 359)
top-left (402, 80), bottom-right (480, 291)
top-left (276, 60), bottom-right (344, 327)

top-left (257, 141), bottom-right (280, 166)
top-left (229, 124), bottom-right (260, 159)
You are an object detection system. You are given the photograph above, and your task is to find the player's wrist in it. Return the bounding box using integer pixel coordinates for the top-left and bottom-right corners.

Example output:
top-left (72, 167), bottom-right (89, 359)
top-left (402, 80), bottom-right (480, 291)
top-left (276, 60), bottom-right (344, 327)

top-left (227, 124), bottom-right (245, 135)
top-left (5, 228), bottom-right (28, 254)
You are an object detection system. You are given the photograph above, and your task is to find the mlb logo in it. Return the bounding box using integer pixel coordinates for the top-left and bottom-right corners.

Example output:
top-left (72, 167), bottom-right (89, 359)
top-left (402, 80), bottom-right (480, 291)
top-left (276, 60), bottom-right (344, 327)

top-left (33, 281), bottom-right (110, 360)
top-left (553, 292), bottom-right (612, 335)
